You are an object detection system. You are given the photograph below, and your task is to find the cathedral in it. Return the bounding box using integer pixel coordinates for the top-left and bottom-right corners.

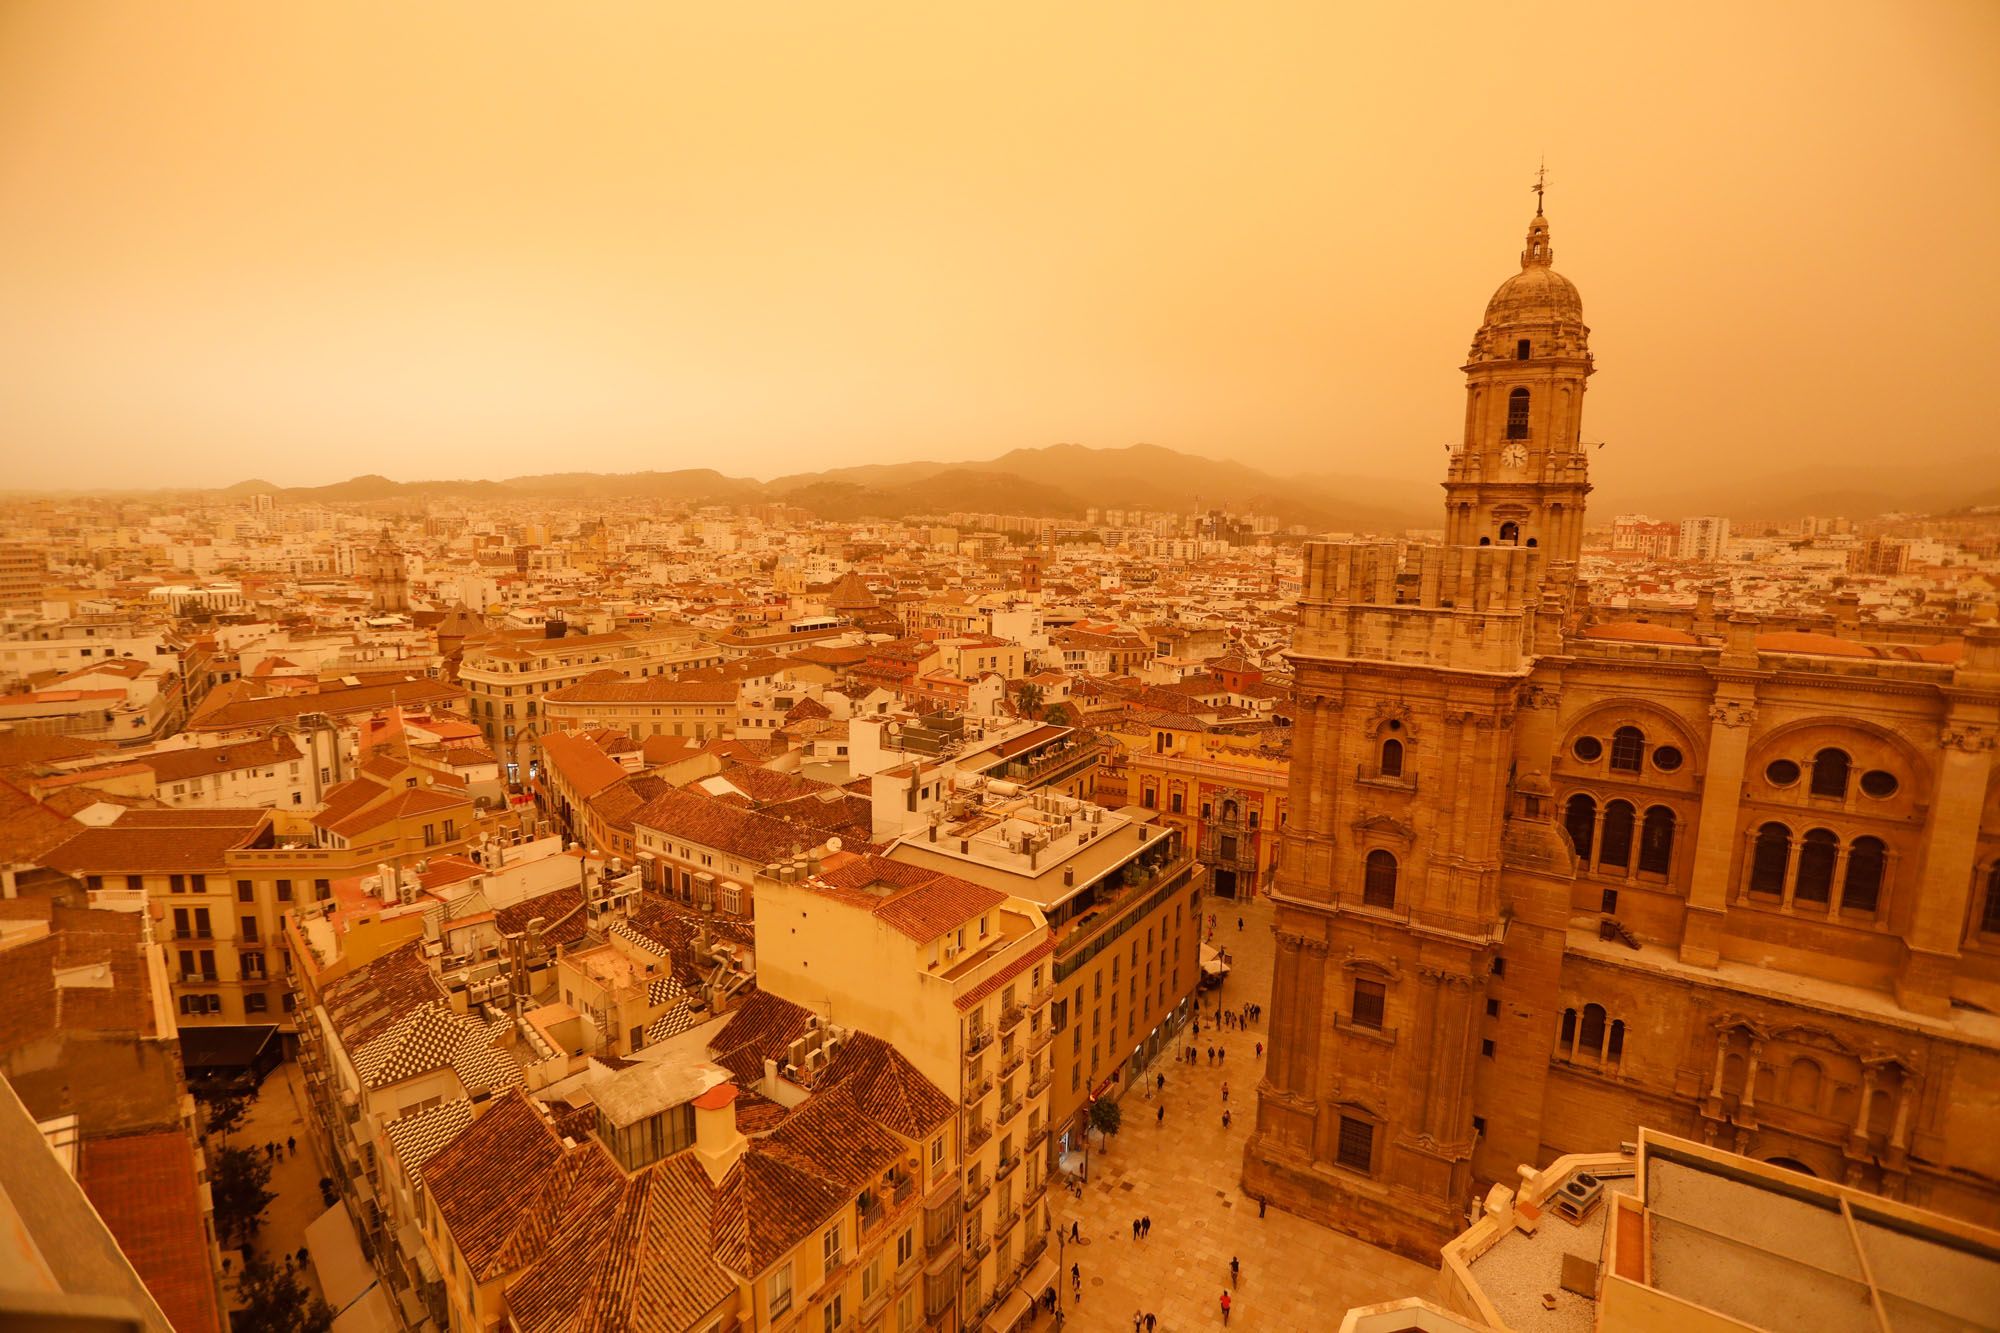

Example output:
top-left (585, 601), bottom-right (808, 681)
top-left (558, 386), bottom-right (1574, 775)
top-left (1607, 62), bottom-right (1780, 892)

top-left (1242, 200), bottom-right (2000, 1258)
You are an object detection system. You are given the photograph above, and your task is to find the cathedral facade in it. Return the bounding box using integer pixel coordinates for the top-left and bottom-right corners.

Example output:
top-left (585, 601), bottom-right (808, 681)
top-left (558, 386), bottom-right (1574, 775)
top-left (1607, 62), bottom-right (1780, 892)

top-left (1242, 204), bottom-right (2000, 1258)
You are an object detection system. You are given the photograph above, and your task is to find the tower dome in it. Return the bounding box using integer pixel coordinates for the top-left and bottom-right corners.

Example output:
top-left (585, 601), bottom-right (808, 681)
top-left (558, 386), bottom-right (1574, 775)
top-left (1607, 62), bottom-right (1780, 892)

top-left (1468, 208), bottom-right (1590, 364)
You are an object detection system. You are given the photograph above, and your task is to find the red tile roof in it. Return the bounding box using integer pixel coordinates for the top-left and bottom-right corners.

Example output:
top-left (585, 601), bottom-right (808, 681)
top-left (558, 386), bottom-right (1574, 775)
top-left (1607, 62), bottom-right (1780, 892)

top-left (79, 1130), bottom-right (224, 1333)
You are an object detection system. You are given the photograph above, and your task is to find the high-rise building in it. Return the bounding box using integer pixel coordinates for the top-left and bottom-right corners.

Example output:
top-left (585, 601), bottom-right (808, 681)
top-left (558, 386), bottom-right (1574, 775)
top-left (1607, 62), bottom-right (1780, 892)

top-left (1243, 201), bottom-right (2000, 1260)
top-left (1677, 515), bottom-right (1732, 562)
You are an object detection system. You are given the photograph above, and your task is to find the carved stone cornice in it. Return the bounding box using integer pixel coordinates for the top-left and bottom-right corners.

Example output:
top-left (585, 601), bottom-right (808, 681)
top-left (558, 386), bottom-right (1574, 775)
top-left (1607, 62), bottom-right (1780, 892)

top-left (1520, 684), bottom-right (1561, 712)
top-left (1418, 966), bottom-right (1481, 989)
top-left (1274, 930), bottom-right (1329, 956)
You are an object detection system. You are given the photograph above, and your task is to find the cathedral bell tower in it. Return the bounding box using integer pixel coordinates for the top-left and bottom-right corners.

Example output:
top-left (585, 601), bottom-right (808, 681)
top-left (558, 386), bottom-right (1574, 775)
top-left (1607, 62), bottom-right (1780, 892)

top-left (1443, 199), bottom-right (1593, 565)
top-left (1243, 183), bottom-right (1591, 1260)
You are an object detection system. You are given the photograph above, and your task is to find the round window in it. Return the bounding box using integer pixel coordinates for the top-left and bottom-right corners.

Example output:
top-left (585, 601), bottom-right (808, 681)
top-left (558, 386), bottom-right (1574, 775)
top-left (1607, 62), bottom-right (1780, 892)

top-left (1652, 746), bottom-right (1684, 772)
top-left (1765, 759), bottom-right (1801, 787)
top-left (1859, 770), bottom-right (1899, 799)
top-left (1573, 737), bottom-right (1604, 762)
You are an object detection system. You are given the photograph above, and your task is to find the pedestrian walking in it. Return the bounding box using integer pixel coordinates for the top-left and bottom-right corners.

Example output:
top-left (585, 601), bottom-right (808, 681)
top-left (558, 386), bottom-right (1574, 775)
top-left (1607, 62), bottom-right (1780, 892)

top-left (1256, 1041), bottom-right (1264, 1059)
top-left (1146, 1315), bottom-right (1157, 1333)
top-left (1222, 1108), bottom-right (1231, 1129)
top-left (1220, 1046), bottom-right (1227, 1063)
top-left (1222, 1081), bottom-right (1229, 1102)
top-left (1156, 1072), bottom-right (1165, 1092)
top-left (1071, 1221), bottom-right (1080, 1242)
top-left (286, 1135), bottom-right (296, 1157)
top-left (1157, 1104), bottom-right (1165, 1126)
top-left (1206, 1045), bottom-right (1214, 1064)
top-left (1230, 1256), bottom-right (1240, 1287)
top-left (1221, 1291), bottom-right (1232, 1324)
top-left (1134, 1310), bottom-right (1144, 1332)
top-left (1237, 916), bottom-right (1243, 931)
top-left (1142, 1215), bottom-right (1151, 1237)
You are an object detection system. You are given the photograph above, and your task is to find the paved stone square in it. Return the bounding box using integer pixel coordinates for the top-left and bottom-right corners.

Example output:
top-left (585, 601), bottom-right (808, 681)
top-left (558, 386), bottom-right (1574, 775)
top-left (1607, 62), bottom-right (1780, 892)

top-left (1040, 890), bottom-right (1436, 1330)
top-left (221, 1057), bottom-right (328, 1309)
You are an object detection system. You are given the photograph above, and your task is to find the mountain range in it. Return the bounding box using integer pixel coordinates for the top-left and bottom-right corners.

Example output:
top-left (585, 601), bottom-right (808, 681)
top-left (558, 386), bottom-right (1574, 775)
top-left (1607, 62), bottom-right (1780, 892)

top-left (24, 444), bottom-right (2000, 528)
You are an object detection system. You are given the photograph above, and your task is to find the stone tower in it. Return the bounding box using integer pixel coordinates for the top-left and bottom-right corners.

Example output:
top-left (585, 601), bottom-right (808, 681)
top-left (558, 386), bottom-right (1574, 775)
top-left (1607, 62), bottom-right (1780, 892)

top-left (1242, 205), bottom-right (1589, 1258)
top-left (1442, 207), bottom-right (1594, 565)
top-left (365, 529), bottom-right (410, 615)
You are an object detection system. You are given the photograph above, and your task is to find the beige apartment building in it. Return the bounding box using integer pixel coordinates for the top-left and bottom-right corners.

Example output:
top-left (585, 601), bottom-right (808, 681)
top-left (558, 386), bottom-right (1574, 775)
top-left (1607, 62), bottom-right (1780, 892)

top-left (457, 624), bottom-right (719, 779)
top-left (539, 671), bottom-right (737, 742)
top-left (41, 755), bottom-right (481, 1029)
top-left (1114, 723), bottom-right (1289, 901)
top-left (871, 770), bottom-right (1205, 1175)
top-left (754, 850), bottom-right (1059, 1330)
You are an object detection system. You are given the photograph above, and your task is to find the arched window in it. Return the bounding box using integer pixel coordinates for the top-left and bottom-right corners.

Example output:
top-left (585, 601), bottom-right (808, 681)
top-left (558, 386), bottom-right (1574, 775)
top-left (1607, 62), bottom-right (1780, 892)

top-left (1563, 794), bottom-right (1596, 861)
top-left (1810, 747), bottom-right (1851, 799)
top-left (1638, 806), bottom-right (1675, 875)
top-left (1506, 387), bottom-right (1530, 440)
top-left (1559, 1007), bottom-right (1577, 1048)
top-left (1788, 1058), bottom-right (1822, 1111)
top-left (1362, 850), bottom-right (1398, 909)
top-left (1380, 738), bottom-right (1404, 778)
top-left (1606, 1019), bottom-right (1625, 1063)
top-left (1578, 1003), bottom-right (1607, 1053)
top-left (1750, 822), bottom-right (1791, 895)
top-left (1843, 836), bottom-right (1886, 914)
top-left (1794, 828), bottom-right (1839, 905)
top-left (1599, 800), bottom-right (1636, 871)
top-left (1982, 863), bottom-right (2000, 936)
top-left (1609, 726), bottom-right (1645, 773)
top-left (1499, 521), bottom-right (1520, 545)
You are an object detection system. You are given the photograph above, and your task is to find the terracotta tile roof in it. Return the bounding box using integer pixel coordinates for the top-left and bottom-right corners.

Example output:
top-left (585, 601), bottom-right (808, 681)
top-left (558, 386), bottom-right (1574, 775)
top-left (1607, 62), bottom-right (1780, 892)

top-left (187, 676), bottom-right (463, 731)
top-left (813, 1031), bottom-right (955, 1139)
top-left (954, 938), bottom-right (1056, 1012)
top-left (382, 1097), bottom-right (476, 1173)
top-left (138, 735), bottom-right (300, 784)
top-left (0, 777), bottom-right (82, 864)
top-left (422, 1090), bottom-right (568, 1280)
top-left (42, 811), bottom-right (265, 875)
top-left (542, 730), bottom-right (631, 802)
top-left (79, 1130), bottom-right (224, 1333)
top-left (631, 788), bottom-right (814, 864)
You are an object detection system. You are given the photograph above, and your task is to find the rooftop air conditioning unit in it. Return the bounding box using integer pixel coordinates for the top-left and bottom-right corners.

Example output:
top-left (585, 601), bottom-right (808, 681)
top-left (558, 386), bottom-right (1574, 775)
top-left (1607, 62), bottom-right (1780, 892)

top-left (1553, 1172), bottom-right (1605, 1225)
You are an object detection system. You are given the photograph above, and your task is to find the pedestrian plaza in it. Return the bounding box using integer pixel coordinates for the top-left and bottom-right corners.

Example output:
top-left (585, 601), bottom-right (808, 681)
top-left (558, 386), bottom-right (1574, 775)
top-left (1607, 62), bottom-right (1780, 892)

top-left (1041, 890), bottom-right (1436, 1330)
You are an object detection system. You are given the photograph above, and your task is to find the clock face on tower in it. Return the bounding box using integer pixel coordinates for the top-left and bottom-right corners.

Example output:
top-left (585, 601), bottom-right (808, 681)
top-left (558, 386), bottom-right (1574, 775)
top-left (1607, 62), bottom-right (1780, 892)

top-left (1501, 442), bottom-right (1528, 471)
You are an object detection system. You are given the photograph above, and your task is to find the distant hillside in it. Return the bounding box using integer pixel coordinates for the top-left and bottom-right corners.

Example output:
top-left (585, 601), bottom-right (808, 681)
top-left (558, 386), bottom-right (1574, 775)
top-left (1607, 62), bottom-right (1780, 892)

top-left (119, 441), bottom-right (1997, 528)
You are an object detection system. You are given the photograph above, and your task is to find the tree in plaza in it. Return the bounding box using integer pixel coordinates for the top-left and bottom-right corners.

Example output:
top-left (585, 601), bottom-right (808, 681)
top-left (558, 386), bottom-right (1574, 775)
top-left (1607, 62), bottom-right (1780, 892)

top-left (1087, 1096), bottom-right (1122, 1139)
top-left (198, 1088), bottom-right (250, 1141)
top-left (233, 1254), bottom-right (333, 1333)
top-left (1014, 681), bottom-right (1044, 718)
top-left (211, 1143), bottom-right (275, 1248)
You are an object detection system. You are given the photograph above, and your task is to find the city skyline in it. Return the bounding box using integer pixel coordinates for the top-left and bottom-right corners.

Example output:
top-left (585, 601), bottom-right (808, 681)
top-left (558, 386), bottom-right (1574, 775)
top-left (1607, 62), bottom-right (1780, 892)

top-left (4, 2), bottom-right (1997, 494)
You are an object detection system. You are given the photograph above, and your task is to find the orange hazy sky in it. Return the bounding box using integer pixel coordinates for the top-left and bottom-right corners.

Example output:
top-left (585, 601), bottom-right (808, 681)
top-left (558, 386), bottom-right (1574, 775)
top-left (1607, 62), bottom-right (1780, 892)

top-left (2, 1), bottom-right (1995, 495)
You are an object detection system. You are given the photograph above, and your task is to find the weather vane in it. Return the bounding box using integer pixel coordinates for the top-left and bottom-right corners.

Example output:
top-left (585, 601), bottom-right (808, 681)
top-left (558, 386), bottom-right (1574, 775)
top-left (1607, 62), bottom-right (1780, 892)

top-left (1533, 158), bottom-right (1549, 213)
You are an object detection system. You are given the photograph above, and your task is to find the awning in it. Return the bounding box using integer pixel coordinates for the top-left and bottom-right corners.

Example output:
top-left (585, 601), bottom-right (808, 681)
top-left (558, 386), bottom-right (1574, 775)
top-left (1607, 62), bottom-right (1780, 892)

top-left (983, 1285), bottom-right (1034, 1332)
top-left (305, 1202), bottom-right (378, 1313)
top-left (1022, 1252), bottom-right (1058, 1299)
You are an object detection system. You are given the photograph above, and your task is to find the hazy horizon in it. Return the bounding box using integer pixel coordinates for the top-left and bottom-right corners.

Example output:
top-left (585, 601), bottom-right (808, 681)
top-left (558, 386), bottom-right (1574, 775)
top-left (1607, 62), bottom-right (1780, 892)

top-left (3, 1), bottom-right (1996, 495)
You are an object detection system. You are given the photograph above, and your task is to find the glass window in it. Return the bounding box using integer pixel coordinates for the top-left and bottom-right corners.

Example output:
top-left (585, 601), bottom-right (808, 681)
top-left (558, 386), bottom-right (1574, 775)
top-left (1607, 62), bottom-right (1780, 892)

top-left (1336, 1116), bottom-right (1374, 1172)
top-left (1749, 823), bottom-right (1791, 894)
top-left (1609, 727), bottom-right (1645, 773)
top-left (1810, 748), bottom-right (1851, 799)
top-left (1843, 837), bottom-right (1886, 914)
top-left (1362, 851), bottom-right (1397, 908)
top-left (1352, 979), bottom-right (1386, 1030)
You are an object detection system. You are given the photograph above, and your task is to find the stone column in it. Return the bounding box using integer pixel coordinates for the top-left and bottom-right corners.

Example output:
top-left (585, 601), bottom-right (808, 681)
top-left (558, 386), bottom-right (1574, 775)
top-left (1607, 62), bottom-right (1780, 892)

top-left (1683, 628), bottom-right (1762, 967)
top-left (1898, 715), bottom-right (1997, 1016)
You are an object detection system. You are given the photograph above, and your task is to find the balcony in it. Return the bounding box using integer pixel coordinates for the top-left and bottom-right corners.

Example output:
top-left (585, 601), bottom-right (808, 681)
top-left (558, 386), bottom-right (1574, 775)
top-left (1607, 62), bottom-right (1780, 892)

top-left (969, 1231), bottom-right (991, 1262)
top-left (964, 1028), bottom-right (994, 1060)
top-left (992, 1203), bottom-right (1020, 1238)
top-left (965, 1120), bottom-right (992, 1154)
top-left (998, 1004), bottom-right (1026, 1033)
top-left (962, 1075), bottom-right (993, 1109)
top-left (998, 1099), bottom-right (1023, 1128)
top-left (963, 1179), bottom-right (990, 1213)
top-left (999, 1050), bottom-right (1025, 1080)
top-left (1028, 1026), bottom-right (1053, 1055)
top-left (1027, 1070), bottom-right (1052, 1098)
top-left (1029, 983), bottom-right (1053, 1009)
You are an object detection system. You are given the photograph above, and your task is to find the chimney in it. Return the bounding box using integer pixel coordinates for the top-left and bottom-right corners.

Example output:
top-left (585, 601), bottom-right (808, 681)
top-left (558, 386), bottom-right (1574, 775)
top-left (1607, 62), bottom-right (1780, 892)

top-left (693, 1084), bottom-right (746, 1185)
